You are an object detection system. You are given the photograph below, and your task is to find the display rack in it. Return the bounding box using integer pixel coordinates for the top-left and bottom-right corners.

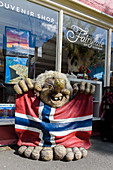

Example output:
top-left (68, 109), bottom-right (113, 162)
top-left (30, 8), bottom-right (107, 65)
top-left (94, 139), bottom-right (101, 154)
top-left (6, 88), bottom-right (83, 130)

top-left (67, 75), bottom-right (102, 118)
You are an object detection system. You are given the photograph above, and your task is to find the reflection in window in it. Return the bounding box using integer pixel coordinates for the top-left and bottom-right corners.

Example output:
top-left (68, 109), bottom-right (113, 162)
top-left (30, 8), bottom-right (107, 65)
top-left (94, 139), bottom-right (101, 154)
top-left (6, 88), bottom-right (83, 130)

top-left (0, 0), bottom-right (58, 104)
top-left (62, 14), bottom-right (107, 82)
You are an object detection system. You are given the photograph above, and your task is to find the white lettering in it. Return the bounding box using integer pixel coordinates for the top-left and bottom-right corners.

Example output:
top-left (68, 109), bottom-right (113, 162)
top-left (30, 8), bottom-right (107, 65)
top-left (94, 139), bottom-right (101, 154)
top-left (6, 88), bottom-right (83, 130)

top-left (5, 3), bottom-right (9, 9)
top-left (80, 36), bottom-right (86, 43)
top-left (67, 25), bottom-right (104, 50)
top-left (27, 10), bottom-right (30, 15)
top-left (16, 7), bottom-right (20, 12)
top-left (10, 5), bottom-right (15, 10)
top-left (41, 15), bottom-right (45, 20)
top-left (37, 13), bottom-right (40, 19)
top-left (21, 9), bottom-right (26, 14)
top-left (88, 40), bottom-right (94, 48)
top-left (51, 18), bottom-right (54, 23)
top-left (46, 17), bottom-right (50, 22)
top-left (30, 11), bottom-right (34, 17)
top-left (0, 1), bottom-right (3, 7)
top-left (86, 38), bottom-right (91, 44)
top-left (0, 1), bottom-right (55, 24)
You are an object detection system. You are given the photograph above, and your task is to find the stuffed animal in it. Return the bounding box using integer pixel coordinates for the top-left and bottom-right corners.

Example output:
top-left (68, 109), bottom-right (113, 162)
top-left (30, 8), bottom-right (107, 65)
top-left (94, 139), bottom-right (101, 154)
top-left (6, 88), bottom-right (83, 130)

top-left (77, 65), bottom-right (91, 79)
top-left (14, 70), bottom-right (95, 161)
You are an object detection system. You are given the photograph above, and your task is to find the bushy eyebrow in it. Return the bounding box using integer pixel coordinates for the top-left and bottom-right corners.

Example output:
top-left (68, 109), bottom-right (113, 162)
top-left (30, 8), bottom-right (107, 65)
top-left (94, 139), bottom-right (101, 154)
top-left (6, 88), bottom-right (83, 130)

top-left (43, 79), bottom-right (55, 88)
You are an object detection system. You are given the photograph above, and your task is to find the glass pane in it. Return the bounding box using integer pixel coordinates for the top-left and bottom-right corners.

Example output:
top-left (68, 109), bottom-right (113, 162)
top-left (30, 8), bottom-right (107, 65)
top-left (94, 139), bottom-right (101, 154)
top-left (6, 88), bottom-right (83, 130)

top-left (0, 0), bottom-right (58, 109)
top-left (62, 14), bottom-right (107, 83)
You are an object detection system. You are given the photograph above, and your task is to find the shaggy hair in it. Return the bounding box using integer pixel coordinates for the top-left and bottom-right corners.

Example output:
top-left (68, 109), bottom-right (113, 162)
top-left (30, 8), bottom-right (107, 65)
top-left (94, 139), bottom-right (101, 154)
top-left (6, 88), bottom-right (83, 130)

top-left (36, 70), bottom-right (73, 94)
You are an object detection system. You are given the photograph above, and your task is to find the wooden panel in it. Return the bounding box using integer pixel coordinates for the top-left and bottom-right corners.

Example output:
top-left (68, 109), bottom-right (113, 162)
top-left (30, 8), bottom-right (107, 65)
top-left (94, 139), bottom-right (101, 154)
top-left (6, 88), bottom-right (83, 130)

top-left (0, 125), bottom-right (18, 146)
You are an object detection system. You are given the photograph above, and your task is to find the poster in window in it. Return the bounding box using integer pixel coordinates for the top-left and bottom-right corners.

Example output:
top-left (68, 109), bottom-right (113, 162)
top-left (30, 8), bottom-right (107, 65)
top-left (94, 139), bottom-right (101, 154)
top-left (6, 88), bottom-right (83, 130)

top-left (5, 27), bottom-right (29, 56)
top-left (5, 56), bottom-right (28, 84)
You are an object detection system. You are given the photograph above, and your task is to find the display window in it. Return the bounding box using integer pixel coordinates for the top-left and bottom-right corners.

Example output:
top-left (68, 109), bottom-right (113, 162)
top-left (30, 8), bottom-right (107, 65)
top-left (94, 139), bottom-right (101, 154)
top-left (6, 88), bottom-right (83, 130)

top-left (62, 14), bottom-right (107, 83)
top-left (0, 0), bottom-right (112, 121)
top-left (0, 0), bottom-right (58, 119)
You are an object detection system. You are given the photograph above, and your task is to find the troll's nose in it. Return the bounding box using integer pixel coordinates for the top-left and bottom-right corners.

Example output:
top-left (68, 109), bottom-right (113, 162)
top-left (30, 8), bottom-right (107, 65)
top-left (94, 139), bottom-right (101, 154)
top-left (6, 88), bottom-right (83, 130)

top-left (54, 78), bottom-right (66, 93)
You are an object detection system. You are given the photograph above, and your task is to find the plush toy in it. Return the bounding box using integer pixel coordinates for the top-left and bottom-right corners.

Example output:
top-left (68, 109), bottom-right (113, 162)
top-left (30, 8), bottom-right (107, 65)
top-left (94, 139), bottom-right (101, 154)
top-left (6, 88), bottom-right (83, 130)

top-left (14, 70), bottom-right (95, 161)
top-left (77, 65), bottom-right (91, 79)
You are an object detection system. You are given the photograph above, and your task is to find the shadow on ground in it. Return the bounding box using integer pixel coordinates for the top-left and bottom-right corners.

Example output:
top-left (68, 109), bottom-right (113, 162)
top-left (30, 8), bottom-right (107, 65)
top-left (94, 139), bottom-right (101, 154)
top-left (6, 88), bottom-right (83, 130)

top-left (89, 135), bottom-right (113, 155)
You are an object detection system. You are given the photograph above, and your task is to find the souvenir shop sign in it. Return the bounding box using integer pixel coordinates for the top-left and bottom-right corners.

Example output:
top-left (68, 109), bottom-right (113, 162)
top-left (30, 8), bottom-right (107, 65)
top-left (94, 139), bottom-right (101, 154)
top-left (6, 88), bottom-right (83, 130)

top-left (0, 0), bottom-right (55, 23)
top-left (67, 25), bottom-right (104, 50)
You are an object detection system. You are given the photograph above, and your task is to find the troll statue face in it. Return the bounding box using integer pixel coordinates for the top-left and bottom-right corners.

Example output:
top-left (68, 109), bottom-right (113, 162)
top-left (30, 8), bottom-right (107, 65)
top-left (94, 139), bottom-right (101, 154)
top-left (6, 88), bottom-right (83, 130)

top-left (14, 71), bottom-right (72, 108)
top-left (39, 78), bottom-right (70, 108)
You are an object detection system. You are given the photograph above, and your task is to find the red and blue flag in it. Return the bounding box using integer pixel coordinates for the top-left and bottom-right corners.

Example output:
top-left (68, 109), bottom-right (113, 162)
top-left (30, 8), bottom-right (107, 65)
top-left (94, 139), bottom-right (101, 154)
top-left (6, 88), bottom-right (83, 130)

top-left (15, 90), bottom-right (93, 149)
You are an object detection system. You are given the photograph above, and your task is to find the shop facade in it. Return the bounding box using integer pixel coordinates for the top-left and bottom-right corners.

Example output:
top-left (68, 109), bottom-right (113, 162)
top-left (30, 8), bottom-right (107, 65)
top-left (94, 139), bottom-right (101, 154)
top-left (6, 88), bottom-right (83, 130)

top-left (0, 0), bottom-right (113, 145)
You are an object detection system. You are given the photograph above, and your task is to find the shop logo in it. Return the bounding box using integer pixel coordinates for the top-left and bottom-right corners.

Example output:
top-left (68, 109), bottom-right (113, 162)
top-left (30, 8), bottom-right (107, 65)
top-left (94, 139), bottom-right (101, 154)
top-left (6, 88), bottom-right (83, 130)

top-left (66, 25), bottom-right (104, 50)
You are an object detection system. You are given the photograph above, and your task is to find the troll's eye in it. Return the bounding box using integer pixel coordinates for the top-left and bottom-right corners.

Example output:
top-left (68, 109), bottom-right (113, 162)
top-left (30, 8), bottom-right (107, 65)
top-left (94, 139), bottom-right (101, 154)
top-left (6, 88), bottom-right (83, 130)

top-left (47, 85), bottom-right (53, 90)
top-left (43, 83), bottom-right (54, 90)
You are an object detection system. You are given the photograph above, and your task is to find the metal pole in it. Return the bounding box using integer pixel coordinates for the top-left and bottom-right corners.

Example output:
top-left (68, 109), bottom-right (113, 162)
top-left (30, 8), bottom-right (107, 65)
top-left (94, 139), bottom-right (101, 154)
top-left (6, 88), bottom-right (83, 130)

top-left (106, 28), bottom-right (112, 86)
top-left (57, 10), bottom-right (63, 72)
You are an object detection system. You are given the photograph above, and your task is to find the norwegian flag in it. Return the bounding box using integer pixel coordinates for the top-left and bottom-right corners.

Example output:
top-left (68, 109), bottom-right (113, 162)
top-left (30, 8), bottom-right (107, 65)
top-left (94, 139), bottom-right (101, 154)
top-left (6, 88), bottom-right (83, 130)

top-left (15, 90), bottom-right (93, 149)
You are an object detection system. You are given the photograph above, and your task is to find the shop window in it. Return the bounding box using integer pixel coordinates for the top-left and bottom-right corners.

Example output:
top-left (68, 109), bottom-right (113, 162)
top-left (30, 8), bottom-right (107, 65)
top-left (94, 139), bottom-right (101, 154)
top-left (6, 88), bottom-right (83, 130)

top-left (62, 14), bottom-right (107, 83)
top-left (0, 0), bottom-right (58, 111)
